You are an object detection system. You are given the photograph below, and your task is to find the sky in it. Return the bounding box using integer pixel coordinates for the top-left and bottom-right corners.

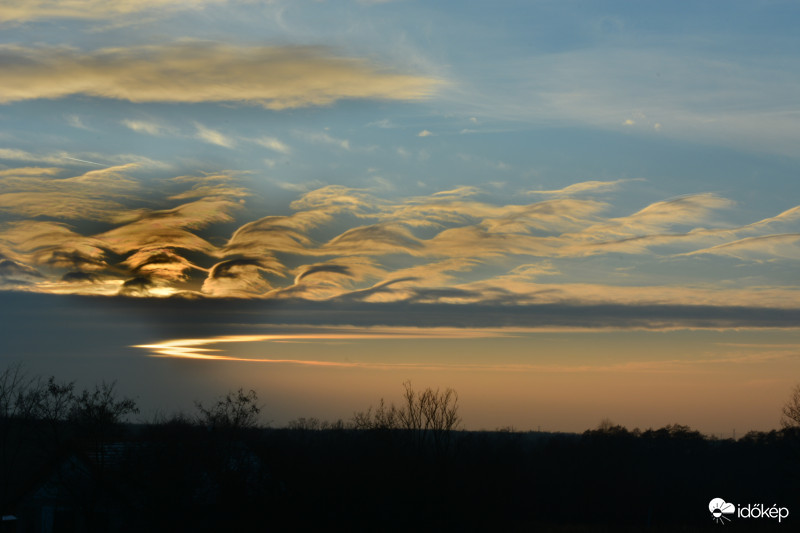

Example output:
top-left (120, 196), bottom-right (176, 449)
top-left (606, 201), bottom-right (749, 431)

top-left (1, 0), bottom-right (799, 434)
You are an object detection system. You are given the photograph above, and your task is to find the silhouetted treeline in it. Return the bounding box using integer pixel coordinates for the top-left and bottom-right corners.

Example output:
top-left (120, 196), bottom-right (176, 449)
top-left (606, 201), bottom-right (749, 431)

top-left (2, 367), bottom-right (799, 531)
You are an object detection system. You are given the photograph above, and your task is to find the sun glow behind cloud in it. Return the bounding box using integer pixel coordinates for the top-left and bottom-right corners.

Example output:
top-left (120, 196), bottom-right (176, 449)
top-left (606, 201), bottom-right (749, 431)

top-left (1, 165), bottom-right (798, 317)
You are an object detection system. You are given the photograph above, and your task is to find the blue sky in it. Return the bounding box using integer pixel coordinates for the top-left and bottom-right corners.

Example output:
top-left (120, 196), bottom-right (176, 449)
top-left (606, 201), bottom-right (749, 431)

top-left (1, 1), bottom-right (799, 431)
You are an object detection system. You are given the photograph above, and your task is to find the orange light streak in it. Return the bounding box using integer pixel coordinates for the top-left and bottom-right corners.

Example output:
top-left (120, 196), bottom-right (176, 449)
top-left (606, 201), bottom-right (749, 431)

top-left (134, 328), bottom-right (514, 367)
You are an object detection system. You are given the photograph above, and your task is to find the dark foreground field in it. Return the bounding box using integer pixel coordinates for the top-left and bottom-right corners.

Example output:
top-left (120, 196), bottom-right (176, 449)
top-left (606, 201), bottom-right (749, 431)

top-left (2, 417), bottom-right (798, 532)
top-left (2, 371), bottom-right (797, 531)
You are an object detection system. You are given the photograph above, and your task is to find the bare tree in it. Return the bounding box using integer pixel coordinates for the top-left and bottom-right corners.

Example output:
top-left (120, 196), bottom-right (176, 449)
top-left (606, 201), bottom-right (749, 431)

top-left (69, 381), bottom-right (139, 430)
top-left (353, 381), bottom-right (461, 454)
top-left (781, 384), bottom-right (800, 428)
top-left (352, 398), bottom-right (400, 431)
top-left (39, 377), bottom-right (76, 445)
top-left (68, 380), bottom-right (139, 470)
top-left (399, 381), bottom-right (461, 454)
top-left (195, 388), bottom-right (262, 431)
top-left (0, 363), bottom-right (41, 509)
top-left (288, 417), bottom-right (345, 430)
top-left (11, 376), bottom-right (77, 446)
top-left (0, 362), bottom-right (38, 420)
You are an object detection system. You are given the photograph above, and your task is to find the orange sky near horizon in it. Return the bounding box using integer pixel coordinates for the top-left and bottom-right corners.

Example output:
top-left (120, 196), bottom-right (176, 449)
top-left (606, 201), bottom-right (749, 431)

top-left (134, 327), bottom-right (800, 436)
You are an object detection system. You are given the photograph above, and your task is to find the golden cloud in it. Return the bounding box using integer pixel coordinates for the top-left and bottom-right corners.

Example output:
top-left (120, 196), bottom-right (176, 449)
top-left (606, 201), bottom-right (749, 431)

top-left (0, 42), bottom-right (441, 109)
top-left (683, 234), bottom-right (800, 261)
top-left (2, 168), bottom-right (798, 304)
top-left (201, 258), bottom-right (278, 298)
top-left (0, 0), bottom-right (224, 23)
top-left (527, 179), bottom-right (639, 197)
top-left (0, 164), bottom-right (140, 222)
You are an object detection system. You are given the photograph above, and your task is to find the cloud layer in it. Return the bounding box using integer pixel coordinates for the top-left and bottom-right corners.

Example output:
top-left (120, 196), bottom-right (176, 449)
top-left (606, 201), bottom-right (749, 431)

top-left (0, 42), bottom-right (441, 109)
top-left (1, 164), bottom-right (798, 327)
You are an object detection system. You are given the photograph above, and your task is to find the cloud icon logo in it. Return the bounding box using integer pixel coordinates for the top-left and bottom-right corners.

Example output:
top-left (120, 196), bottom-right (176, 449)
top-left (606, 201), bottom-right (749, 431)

top-left (709, 498), bottom-right (736, 524)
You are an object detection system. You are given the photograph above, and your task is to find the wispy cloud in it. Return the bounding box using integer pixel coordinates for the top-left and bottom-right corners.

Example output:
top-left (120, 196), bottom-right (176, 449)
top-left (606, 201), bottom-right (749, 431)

top-left (567, 193), bottom-right (737, 253)
top-left (121, 119), bottom-right (165, 136)
top-left (0, 166), bottom-right (60, 177)
top-left (251, 136), bottom-right (291, 154)
top-left (683, 234), bottom-right (800, 261)
top-left (459, 46), bottom-right (800, 157)
top-left (65, 114), bottom-right (91, 130)
top-left (0, 220), bottom-right (110, 291)
top-left (0, 257), bottom-right (43, 284)
top-left (193, 122), bottom-right (236, 148)
top-left (294, 130), bottom-right (351, 150)
top-left (0, 164), bottom-right (140, 221)
top-left (0, 42), bottom-right (441, 109)
top-left (528, 179), bottom-right (640, 197)
top-left (0, 148), bottom-right (77, 166)
top-left (0, 148), bottom-right (167, 169)
top-left (0, 0), bottom-right (227, 23)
